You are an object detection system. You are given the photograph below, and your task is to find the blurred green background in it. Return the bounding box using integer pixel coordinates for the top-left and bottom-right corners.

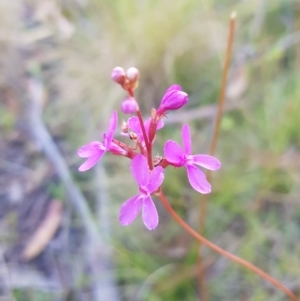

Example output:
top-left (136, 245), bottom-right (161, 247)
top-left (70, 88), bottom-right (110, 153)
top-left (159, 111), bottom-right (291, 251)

top-left (0, 0), bottom-right (299, 300)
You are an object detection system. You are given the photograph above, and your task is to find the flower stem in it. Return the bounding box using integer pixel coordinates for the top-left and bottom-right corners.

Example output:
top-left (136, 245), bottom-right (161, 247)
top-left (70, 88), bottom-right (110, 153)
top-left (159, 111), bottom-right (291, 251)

top-left (197, 12), bottom-right (236, 300)
top-left (158, 190), bottom-right (298, 301)
top-left (136, 109), bottom-right (153, 170)
top-left (127, 88), bottom-right (153, 170)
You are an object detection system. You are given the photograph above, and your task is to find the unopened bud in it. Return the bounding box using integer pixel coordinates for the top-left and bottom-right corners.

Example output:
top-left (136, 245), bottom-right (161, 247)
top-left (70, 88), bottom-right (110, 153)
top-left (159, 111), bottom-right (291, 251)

top-left (121, 97), bottom-right (139, 114)
top-left (126, 67), bottom-right (139, 83)
top-left (151, 108), bottom-right (157, 120)
top-left (111, 67), bottom-right (126, 85)
top-left (157, 85), bottom-right (188, 115)
top-left (148, 109), bottom-right (158, 145)
top-left (129, 132), bottom-right (138, 141)
top-left (153, 155), bottom-right (163, 167)
top-left (121, 120), bottom-right (129, 133)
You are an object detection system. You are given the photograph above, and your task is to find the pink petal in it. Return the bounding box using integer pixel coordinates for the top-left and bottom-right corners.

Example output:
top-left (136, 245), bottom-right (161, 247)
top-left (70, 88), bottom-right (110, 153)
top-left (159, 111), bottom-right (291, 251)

top-left (157, 119), bottom-right (164, 130)
top-left (142, 195), bottom-right (159, 230)
top-left (192, 155), bottom-right (221, 170)
top-left (128, 116), bottom-right (141, 134)
top-left (78, 151), bottom-right (104, 171)
top-left (128, 116), bottom-right (145, 142)
top-left (182, 124), bottom-right (192, 155)
top-left (130, 155), bottom-right (149, 186)
top-left (77, 141), bottom-right (102, 158)
top-left (119, 194), bottom-right (143, 226)
top-left (186, 164), bottom-right (211, 194)
top-left (144, 118), bottom-right (164, 131)
top-left (165, 84), bottom-right (182, 93)
top-left (106, 110), bottom-right (118, 146)
top-left (109, 142), bottom-right (127, 156)
top-left (164, 140), bottom-right (185, 166)
top-left (143, 118), bottom-right (151, 132)
top-left (147, 166), bottom-right (164, 194)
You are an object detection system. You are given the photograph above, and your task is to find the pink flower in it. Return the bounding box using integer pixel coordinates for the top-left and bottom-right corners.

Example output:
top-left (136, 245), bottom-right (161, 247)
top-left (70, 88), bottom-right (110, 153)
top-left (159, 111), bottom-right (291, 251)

top-left (157, 85), bottom-right (188, 115)
top-left (119, 155), bottom-right (164, 230)
top-left (164, 124), bottom-right (221, 194)
top-left (125, 116), bottom-right (164, 145)
top-left (78, 110), bottom-right (120, 171)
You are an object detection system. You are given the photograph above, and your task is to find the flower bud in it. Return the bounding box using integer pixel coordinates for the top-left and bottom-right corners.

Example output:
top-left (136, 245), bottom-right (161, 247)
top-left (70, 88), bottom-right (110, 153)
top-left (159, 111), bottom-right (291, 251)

top-left (165, 84), bottom-right (182, 94)
top-left (121, 97), bottom-right (139, 114)
top-left (126, 67), bottom-right (139, 83)
top-left (151, 107), bottom-right (157, 120)
top-left (129, 132), bottom-right (138, 141)
top-left (121, 120), bottom-right (129, 133)
top-left (157, 85), bottom-right (188, 115)
top-left (148, 108), bottom-right (158, 145)
top-left (153, 155), bottom-right (163, 167)
top-left (111, 67), bottom-right (126, 85)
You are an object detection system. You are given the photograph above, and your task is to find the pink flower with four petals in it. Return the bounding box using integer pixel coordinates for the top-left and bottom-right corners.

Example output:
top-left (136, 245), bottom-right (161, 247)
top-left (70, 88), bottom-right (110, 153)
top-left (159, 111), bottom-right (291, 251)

top-left (164, 124), bottom-right (221, 194)
top-left (119, 155), bottom-right (164, 230)
top-left (78, 110), bottom-right (123, 171)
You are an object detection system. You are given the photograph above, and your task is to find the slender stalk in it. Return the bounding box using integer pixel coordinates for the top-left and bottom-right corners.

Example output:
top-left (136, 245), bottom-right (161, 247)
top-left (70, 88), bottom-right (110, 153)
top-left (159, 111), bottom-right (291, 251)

top-left (158, 190), bottom-right (298, 301)
top-left (197, 12), bottom-right (236, 300)
top-left (210, 12), bottom-right (236, 156)
top-left (127, 88), bottom-right (153, 170)
top-left (136, 110), bottom-right (153, 170)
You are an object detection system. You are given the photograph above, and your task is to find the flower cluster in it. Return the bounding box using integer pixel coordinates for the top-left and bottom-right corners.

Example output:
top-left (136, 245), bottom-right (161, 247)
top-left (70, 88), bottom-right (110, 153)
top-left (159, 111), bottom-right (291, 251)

top-left (78, 66), bottom-right (221, 230)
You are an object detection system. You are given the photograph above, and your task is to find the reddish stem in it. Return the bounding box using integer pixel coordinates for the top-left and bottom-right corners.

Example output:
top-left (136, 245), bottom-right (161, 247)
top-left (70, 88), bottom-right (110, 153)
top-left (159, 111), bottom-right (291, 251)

top-left (158, 190), bottom-right (298, 301)
top-left (136, 110), bottom-right (153, 169)
top-left (127, 88), bottom-right (154, 170)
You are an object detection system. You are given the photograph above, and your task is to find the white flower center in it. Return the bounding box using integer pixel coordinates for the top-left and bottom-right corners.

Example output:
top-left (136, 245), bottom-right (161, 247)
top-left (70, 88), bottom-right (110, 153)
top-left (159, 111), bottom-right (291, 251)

top-left (185, 154), bottom-right (194, 165)
top-left (139, 185), bottom-right (149, 195)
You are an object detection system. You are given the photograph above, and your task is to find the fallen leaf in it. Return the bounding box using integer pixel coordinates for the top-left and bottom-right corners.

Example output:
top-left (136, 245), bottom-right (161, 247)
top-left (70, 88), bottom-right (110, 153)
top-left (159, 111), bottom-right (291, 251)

top-left (22, 200), bottom-right (63, 261)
